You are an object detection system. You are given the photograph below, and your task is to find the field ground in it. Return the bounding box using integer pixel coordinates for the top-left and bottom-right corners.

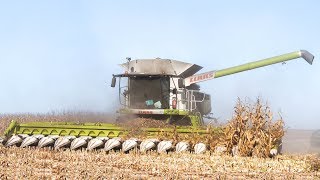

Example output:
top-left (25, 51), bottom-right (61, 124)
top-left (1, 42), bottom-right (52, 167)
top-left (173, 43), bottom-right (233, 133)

top-left (0, 146), bottom-right (319, 179)
top-left (283, 129), bottom-right (320, 154)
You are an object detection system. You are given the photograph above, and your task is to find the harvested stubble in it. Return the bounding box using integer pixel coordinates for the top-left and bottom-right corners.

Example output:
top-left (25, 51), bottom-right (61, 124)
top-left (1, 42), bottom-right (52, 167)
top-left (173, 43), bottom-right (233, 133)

top-left (0, 146), bottom-right (319, 179)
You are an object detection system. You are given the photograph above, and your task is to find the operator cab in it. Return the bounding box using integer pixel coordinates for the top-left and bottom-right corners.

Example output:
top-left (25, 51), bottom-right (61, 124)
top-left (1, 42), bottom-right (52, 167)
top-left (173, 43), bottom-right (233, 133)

top-left (111, 58), bottom-right (212, 117)
top-left (127, 76), bottom-right (170, 109)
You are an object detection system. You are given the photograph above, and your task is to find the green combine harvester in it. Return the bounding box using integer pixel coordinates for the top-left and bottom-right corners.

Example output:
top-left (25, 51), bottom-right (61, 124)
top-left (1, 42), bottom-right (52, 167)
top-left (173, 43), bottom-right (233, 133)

top-left (1, 50), bottom-right (314, 154)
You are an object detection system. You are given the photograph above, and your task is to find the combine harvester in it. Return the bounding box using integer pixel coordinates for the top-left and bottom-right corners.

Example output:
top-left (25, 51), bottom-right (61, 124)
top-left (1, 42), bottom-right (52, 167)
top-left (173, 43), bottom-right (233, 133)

top-left (0, 50), bottom-right (314, 154)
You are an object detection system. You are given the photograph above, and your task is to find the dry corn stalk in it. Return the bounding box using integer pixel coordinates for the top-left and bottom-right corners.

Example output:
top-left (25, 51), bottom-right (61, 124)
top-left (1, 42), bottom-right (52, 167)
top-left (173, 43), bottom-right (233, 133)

top-left (223, 98), bottom-right (284, 157)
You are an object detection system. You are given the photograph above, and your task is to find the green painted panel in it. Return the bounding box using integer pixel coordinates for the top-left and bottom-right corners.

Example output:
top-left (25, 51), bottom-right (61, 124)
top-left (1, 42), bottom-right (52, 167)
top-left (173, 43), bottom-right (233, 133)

top-left (3, 120), bottom-right (209, 138)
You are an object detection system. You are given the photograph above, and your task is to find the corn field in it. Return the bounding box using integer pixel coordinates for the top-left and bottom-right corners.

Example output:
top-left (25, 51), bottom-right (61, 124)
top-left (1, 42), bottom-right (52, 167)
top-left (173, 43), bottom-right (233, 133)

top-left (0, 98), bottom-right (319, 179)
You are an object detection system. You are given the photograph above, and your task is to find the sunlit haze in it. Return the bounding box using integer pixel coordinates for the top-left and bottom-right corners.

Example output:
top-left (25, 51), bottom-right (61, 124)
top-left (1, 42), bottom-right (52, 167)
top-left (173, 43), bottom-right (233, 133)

top-left (0, 1), bottom-right (319, 129)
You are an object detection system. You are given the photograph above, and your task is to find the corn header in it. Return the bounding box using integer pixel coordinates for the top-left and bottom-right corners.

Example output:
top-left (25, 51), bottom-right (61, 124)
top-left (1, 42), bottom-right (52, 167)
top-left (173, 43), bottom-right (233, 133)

top-left (1, 50), bottom-right (314, 154)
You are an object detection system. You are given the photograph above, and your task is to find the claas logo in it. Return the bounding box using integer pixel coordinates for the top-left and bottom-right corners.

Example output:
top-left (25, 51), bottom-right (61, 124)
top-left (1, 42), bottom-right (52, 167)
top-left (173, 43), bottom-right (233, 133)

top-left (189, 72), bottom-right (214, 83)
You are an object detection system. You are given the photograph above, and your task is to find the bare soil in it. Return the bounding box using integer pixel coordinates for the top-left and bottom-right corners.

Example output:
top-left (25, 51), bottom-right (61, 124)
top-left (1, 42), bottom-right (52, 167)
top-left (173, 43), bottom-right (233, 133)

top-left (282, 129), bottom-right (320, 154)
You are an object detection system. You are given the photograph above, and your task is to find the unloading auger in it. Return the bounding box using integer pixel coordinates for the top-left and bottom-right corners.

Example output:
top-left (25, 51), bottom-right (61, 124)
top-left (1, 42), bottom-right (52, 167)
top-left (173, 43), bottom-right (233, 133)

top-left (1, 50), bottom-right (314, 154)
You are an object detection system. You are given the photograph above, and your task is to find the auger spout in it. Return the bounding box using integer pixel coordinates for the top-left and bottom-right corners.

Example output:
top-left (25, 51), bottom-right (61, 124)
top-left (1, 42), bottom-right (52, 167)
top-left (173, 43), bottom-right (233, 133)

top-left (214, 50), bottom-right (314, 78)
top-left (183, 50), bottom-right (314, 86)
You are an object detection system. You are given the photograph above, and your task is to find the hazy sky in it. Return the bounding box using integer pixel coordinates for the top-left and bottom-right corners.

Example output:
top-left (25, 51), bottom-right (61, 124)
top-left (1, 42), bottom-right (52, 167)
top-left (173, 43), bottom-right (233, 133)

top-left (0, 1), bottom-right (319, 129)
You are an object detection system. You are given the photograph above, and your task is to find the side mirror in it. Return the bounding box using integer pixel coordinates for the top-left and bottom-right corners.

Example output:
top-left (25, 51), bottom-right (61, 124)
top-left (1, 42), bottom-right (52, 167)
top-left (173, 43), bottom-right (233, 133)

top-left (111, 77), bottom-right (116, 87)
top-left (178, 78), bottom-right (185, 88)
top-left (172, 88), bottom-right (177, 94)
